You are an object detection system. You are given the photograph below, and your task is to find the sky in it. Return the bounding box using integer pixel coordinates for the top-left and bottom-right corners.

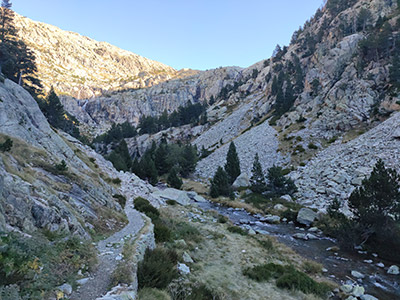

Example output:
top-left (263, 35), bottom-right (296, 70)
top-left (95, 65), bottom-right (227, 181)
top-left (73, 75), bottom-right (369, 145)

top-left (13, 0), bottom-right (324, 70)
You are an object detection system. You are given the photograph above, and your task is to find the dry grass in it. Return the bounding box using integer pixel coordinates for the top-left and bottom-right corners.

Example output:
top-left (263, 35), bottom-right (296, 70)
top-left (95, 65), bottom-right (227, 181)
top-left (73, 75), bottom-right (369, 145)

top-left (160, 205), bottom-right (335, 300)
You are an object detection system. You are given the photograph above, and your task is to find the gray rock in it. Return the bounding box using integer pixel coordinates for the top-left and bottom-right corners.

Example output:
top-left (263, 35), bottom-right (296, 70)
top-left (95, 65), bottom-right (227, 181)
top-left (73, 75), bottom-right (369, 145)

top-left (297, 208), bottom-right (317, 226)
top-left (187, 191), bottom-right (207, 203)
top-left (280, 195), bottom-right (293, 202)
top-left (76, 278), bottom-right (90, 285)
top-left (263, 215), bottom-right (281, 224)
top-left (57, 283), bottom-right (72, 295)
top-left (177, 263), bottom-right (190, 275)
top-left (340, 284), bottom-right (353, 294)
top-left (151, 188), bottom-right (191, 206)
top-left (273, 204), bottom-right (286, 211)
top-left (351, 285), bottom-right (365, 297)
top-left (182, 252), bottom-right (194, 263)
top-left (351, 270), bottom-right (365, 279)
top-left (387, 265), bottom-right (399, 275)
top-left (293, 233), bottom-right (308, 240)
top-left (232, 173), bottom-right (250, 189)
top-left (360, 294), bottom-right (378, 300)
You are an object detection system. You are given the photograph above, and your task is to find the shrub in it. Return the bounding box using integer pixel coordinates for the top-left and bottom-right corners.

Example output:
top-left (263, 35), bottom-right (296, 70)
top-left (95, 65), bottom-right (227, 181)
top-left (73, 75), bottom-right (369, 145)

top-left (137, 248), bottom-right (178, 290)
top-left (113, 194), bottom-right (127, 208)
top-left (327, 136), bottom-right (337, 144)
top-left (55, 160), bottom-right (68, 173)
top-left (227, 226), bottom-right (248, 236)
top-left (111, 178), bottom-right (122, 185)
top-left (308, 143), bottom-right (318, 150)
top-left (134, 197), bottom-right (160, 221)
top-left (166, 199), bottom-right (177, 206)
top-left (265, 165), bottom-right (297, 197)
top-left (153, 220), bottom-right (172, 243)
top-left (217, 215), bottom-right (228, 223)
top-left (167, 167), bottom-right (183, 189)
top-left (244, 263), bottom-right (330, 297)
top-left (0, 138), bottom-right (13, 152)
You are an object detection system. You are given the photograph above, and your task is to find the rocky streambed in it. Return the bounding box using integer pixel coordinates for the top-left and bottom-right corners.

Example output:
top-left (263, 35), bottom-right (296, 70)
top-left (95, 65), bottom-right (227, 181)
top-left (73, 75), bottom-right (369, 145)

top-left (196, 201), bottom-right (400, 300)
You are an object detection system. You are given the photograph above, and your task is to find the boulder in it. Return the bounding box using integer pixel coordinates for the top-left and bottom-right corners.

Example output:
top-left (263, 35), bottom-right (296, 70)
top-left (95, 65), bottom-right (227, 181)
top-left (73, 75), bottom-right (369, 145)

top-left (280, 195), bottom-right (293, 202)
top-left (351, 285), bottom-right (365, 297)
top-left (273, 204), bottom-right (287, 211)
top-left (187, 191), bottom-right (207, 203)
top-left (360, 295), bottom-right (378, 300)
top-left (57, 283), bottom-right (72, 295)
top-left (340, 284), bottom-right (353, 294)
top-left (297, 208), bottom-right (317, 226)
top-left (263, 215), bottom-right (281, 224)
top-left (232, 173), bottom-right (250, 189)
top-left (177, 263), bottom-right (190, 275)
top-left (152, 188), bottom-right (191, 206)
top-left (351, 270), bottom-right (365, 279)
top-left (387, 265), bottom-right (399, 275)
top-left (182, 252), bottom-right (194, 263)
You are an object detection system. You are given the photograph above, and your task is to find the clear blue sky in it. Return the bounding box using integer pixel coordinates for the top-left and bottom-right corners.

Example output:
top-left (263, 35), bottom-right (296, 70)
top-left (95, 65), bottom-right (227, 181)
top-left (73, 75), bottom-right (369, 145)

top-left (13, 0), bottom-right (324, 70)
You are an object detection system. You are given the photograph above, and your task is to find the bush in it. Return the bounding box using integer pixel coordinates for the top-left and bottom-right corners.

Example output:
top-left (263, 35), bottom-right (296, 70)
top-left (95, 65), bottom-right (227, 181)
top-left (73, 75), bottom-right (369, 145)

top-left (244, 263), bottom-right (330, 297)
top-left (0, 138), bottom-right (13, 152)
top-left (308, 143), bottom-right (318, 150)
top-left (134, 197), bottom-right (160, 221)
top-left (166, 199), bottom-right (177, 206)
top-left (265, 165), bottom-right (297, 197)
top-left (137, 248), bottom-right (178, 290)
top-left (113, 194), bottom-right (127, 208)
top-left (167, 167), bottom-right (183, 189)
top-left (217, 215), bottom-right (228, 223)
top-left (55, 160), bottom-right (68, 173)
top-left (227, 226), bottom-right (248, 236)
top-left (154, 220), bottom-right (172, 243)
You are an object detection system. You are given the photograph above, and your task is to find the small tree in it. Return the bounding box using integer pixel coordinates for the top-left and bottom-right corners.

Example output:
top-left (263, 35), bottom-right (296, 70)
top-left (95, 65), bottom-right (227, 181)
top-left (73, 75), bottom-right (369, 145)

top-left (224, 142), bottom-right (241, 185)
top-left (180, 144), bottom-right (197, 177)
top-left (154, 143), bottom-right (169, 175)
top-left (210, 166), bottom-right (231, 198)
top-left (265, 165), bottom-right (297, 197)
top-left (167, 167), bottom-right (182, 189)
top-left (55, 160), bottom-right (68, 173)
top-left (250, 153), bottom-right (266, 194)
top-left (349, 159), bottom-right (400, 227)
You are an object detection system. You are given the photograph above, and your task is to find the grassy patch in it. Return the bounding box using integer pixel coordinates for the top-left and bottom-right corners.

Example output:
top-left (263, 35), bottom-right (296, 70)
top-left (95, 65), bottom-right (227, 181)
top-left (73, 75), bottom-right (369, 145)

top-left (227, 226), bottom-right (248, 236)
top-left (138, 288), bottom-right (171, 300)
top-left (244, 263), bottom-right (331, 297)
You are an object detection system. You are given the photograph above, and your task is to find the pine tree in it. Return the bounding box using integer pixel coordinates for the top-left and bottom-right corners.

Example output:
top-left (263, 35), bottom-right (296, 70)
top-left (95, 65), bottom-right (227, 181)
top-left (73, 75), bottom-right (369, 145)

top-left (180, 144), bottom-right (197, 177)
top-left (107, 140), bottom-right (132, 172)
top-left (390, 54), bottom-right (400, 90)
top-left (349, 159), bottom-right (400, 226)
top-left (210, 166), bottom-right (231, 198)
top-left (139, 154), bottom-right (158, 185)
top-left (131, 157), bottom-right (142, 178)
top-left (250, 153), bottom-right (266, 194)
top-left (167, 167), bottom-right (183, 189)
top-left (154, 143), bottom-right (169, 175)
top-left (265, 165), bottom-right (297, 197)
top-left (224, 142), bottom-right (241, 185)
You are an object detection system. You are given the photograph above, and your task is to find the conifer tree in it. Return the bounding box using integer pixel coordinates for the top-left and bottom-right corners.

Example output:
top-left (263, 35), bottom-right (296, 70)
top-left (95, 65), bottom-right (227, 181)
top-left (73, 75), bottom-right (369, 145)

top-left (349, 159), bottom-right (400, 226)
top-left (224, 142), bottom-right (241, 185)
top-left (265, 165), bottom-right (297, 197)
top-left (210, 166), bottom-right (231, 198)
top-left (180, 144), bottom-right (197, 177)
top-left (107, 140), bottom-right (132, 172)
top-left (154, 143), bottom-right (169, 175)
top-left (390, 54), bottom-right (400, 90)
top-left (250, 153), bottom-right (266, 194)
top-left (167, 167), bottom-right (183, 189)
top-left (139, 153), bottom-right (158, 185)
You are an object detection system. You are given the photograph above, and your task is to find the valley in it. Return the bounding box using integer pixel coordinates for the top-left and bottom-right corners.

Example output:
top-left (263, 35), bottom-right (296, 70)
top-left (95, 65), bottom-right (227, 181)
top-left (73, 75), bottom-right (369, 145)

top-left (1, 0), bottom-right (400, 299)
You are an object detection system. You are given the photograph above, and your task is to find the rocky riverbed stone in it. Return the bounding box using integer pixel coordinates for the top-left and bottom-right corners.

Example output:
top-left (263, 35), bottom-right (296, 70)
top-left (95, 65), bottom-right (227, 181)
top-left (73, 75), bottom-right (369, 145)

top-left (387, 265), bottom-right (399, 275)
top-left (297, 208), bottom-right (317, 226)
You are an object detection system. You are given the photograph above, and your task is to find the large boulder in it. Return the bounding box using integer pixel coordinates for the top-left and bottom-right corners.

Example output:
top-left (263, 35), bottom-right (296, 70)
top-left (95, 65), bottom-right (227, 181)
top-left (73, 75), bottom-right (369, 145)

top-left (296, 208), bottom-right (317, 226)
top-left (232, 173), bottom-right (250, 189)
top-left (187, 191), bottom-right (207, 203)
top-left (387, 265), bottom-right (399, 275)
top-left (152, 188), bottom-right (191, 206)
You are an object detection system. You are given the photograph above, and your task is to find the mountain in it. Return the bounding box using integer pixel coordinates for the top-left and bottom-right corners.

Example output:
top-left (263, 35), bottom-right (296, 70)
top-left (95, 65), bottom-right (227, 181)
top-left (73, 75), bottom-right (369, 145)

top-left (14, 13), bottom-right (193, 99)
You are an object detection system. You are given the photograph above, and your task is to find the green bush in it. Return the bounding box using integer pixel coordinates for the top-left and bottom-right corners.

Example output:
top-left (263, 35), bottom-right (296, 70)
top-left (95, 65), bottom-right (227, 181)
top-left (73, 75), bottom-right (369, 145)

top-left (134, 197), bottom-right (160, 221)
top-left (166, 199), bottom-right (177, 206)
top-left (244, 263), bottom-right (330, 297)
top-left (55, 160), bottom-right (68, 173)
top-left (137, 248), bottom-right (178, 290)
top-left (171, 222), bottom-right (202, 243)
top-left (217, 215), bottom-right (228, 223)
top-left (308, 143), bottom-right (318, 150)
top-left (227, 226), bottom-right (248, 236)
top-left (113, 194), bottom-right (127, 208)
top-left (0, 138), bottom-right (13, 152)
top-left (153, 220), bottom-right (172, 243)
top-left (276, 269), bottom-right (330, 296)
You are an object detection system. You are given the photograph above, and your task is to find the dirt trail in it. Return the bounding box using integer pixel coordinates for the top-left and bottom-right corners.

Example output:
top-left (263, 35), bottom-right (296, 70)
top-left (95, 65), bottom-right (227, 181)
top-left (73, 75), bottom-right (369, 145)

top-left (70, 174), bottom-right (145, 300)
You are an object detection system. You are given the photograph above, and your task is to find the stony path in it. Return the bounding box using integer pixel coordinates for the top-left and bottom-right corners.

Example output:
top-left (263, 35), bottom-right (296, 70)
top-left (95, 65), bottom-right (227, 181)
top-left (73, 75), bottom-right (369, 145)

top-left (70, 174), bottom-right (145, 300)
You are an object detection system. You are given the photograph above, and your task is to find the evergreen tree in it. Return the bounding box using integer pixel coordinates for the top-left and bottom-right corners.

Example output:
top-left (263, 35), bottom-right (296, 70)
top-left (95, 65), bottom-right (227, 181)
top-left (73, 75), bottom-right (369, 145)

top-left (131, 157), bottom-right (142, 177)
top-left (180, 144), bottom-right (197, 177)
top-left (107, 140), bottom-right (132, 172)
top-left (154, 143), bottom-right (169, 175)
top-left (167, 167), bottom-right (183, 189)
top-left (390, 54), bottom-right (400, 90)
top-left (224, 142), bottom-right (241, 185)
top-left (349, 159), bottom-right (400, 226)
top-left (210, 166), bottom-right (231, 198)
top-left (265, 165), bottom-right (297, 197)
top-left (0, 1), bottom-right (41, 95)
top-left (357, 8), bottom-right (372, 32)
top-left (139, 153), bottom-right (158, 185)
top-left (250, 153), bottom-right (266, 194)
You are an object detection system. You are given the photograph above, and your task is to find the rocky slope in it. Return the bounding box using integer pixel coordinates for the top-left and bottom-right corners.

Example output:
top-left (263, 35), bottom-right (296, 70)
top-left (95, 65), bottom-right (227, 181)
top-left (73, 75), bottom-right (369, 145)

top-left (14, 13), bottom-right (189, 99)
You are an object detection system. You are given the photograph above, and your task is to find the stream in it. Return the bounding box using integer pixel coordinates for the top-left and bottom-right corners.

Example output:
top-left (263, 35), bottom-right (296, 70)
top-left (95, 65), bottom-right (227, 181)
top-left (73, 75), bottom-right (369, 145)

top-left (196, 201), bottom-right (400, 300)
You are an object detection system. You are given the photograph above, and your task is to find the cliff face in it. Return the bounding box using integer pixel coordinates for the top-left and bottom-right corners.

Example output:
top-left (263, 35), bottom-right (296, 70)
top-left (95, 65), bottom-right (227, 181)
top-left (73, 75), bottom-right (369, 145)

top-left (0, 78), bottom-right (123, 236)
top-left (14, 13), bottom-right (186, 99)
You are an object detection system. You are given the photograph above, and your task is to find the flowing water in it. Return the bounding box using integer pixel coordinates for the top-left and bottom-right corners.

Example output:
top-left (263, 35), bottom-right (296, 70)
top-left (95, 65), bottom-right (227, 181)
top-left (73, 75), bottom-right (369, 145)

top-left (196, 201), bottom-right (400, 300)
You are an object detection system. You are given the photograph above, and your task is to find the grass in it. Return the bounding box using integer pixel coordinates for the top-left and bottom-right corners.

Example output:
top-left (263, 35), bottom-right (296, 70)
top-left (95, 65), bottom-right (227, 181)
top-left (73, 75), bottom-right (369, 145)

top-left (244, 263), bottom-right (331, 297)
top-left (138, 288), bottom-right (171, 300)
top-left (227, 226), bottom-right (248, 236)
